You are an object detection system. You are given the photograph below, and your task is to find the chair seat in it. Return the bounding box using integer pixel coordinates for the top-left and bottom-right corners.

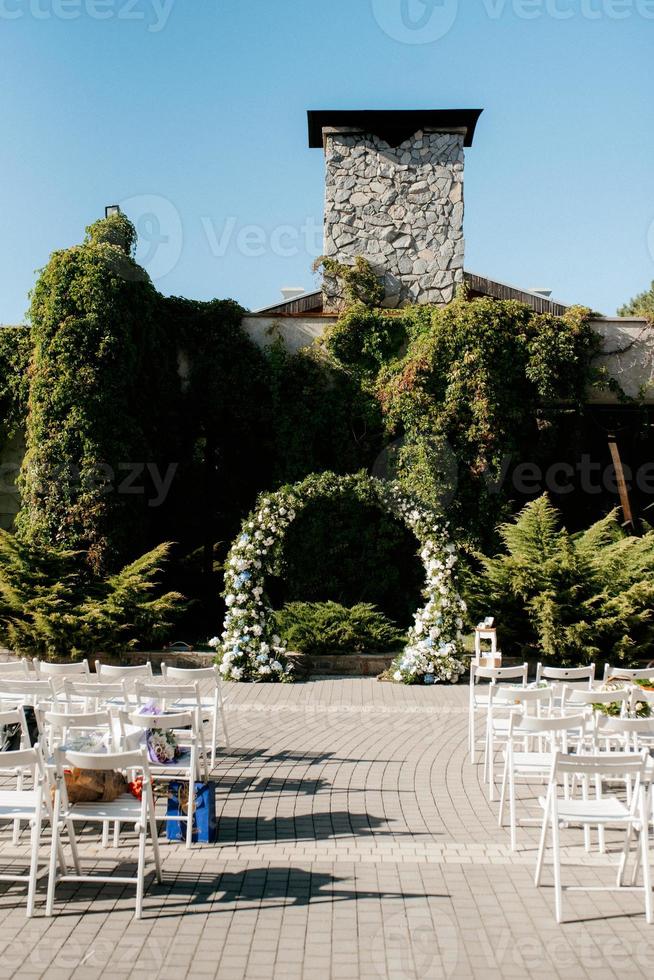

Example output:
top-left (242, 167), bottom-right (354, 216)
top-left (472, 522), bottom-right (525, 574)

top-left (0, 789), bottom-right (42, 819)
top-left (64, 794), bottom-right (142, 822)
top-left (148, 748), bottom-right (194, 775)
top-left (539, 795), bottom-right (633, 824)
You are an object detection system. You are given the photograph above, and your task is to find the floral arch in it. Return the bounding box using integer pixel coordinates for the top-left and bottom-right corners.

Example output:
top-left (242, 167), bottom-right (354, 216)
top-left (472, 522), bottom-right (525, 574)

top-left (215, 471), bottom-right (467, 684)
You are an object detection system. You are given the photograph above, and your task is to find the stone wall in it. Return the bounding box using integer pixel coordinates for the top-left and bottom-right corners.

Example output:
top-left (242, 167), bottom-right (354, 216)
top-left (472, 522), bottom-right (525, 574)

top-left (323, 130), bottom-right (465, 310)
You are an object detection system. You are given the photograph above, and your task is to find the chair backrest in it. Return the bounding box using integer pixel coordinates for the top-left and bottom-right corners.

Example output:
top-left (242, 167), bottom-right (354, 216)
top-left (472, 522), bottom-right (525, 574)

top-left (0, 660), bottom-right (31, 678)
top-left (95, 661), bottom-right (153, 683)
top-left (603, 664), bottom-right (654, 682)
top-left (471, 663), bottom-right (528, 685)
top-left (124, 708), bottom-right (196, 733)
top-left (134, 680), bottom-right (202, 708)
top-left (161, 664), bottom-right (221, 700)
top-left (598, 715), bottom-right (654, 736)
top-left (34, 658), bottom-right (90, 678)
top-left (535, 663), bottom-right (595, 686)
top-left (553, 749), bottom-right (649, 778)
top-left (162, 664), bottom-right (220, 683)
top-left (0, 677), bottom-right (58, 705)
top-left (41, 708), bottom-right (116, 753)
top-left (509, 711), bottom-right (588, 736)
top-left (62, 678), bottom-right (126, 704)
top-left (562, 687), bottom-right (630, 711)
top-left (489, 685), bottom-right (553, 714)
top-left (0, 743), bottom-right (45, 776)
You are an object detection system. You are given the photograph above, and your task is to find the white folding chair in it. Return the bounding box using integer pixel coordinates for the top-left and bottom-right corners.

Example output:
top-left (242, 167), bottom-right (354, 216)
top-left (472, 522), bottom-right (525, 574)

top-left (0, 678), bottom-right (59, 712)
top-left (499, 712), bottom-right (589, 850)
top-left (134, 681), bottom-right (209, 779)
top-left (161, 664), bottom-right (230, 763)
top-left (46, 747), bottom-right (162, 919)
top-left (0, 706), bottom-right (39, 845)
top-left (468, 663), bottom-right (528, 763)
top-left (0, 743), bottom-right (49, 917)
top-left (94, 662), bottom-right (153, 697)
top-left (119, 708), bottom-right (201, 848)
top-left (33, 658), bottom-right (90, 690)
top-left (483, 686), bottom-right (553, 801)
top-left (603, 664), bottom-right (654, 683)
top-left (535, 750), bottom-right (652, 924)
top-left (61, 678), bottom-right (127, 714)
top-left (61, 678), bottom-right (128, 714)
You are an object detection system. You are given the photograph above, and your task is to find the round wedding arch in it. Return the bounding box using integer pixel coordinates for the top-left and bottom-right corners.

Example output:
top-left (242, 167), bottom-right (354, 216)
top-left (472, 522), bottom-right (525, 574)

top-left (214, 471), bottom-right (466, 685)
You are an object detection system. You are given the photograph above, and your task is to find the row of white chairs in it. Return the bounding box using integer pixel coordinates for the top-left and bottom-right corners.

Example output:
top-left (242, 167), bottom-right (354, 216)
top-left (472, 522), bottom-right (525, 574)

top-left (0, 711), bottom-right (162, 918)
top-left (0, 660), bottom-right (230, 766)
top-left (0, 660), bottom-right (233, 918)
top-left (468, 662), bottom-right (654, 924)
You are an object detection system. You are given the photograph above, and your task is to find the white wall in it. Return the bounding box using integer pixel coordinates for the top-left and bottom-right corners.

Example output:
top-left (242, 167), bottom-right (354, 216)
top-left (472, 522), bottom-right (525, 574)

top-left (244, 314), bottom-right (654, 404)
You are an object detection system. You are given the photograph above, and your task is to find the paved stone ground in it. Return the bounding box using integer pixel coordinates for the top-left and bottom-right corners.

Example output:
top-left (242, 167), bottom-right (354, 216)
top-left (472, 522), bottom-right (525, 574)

top-left (1, 678), bottom-right (654, 979)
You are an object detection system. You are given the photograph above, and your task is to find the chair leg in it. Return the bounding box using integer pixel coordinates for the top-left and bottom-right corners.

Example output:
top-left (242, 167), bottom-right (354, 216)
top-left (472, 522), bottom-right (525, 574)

top-left (639, 794), bottom-right (653, 924)
top-left (148, 809), bottom-right (162, 884)
top-left (46, 810), bottom-right (62, 917)
top-left (218, 690), bottom-right (230, 752)
top-left (618, 824), bottom-right (633, 887)
top-left (135, 822), bottom-right (147, 920)
top-left (498, 757), bottom-right (508, 827)
top-left (469, 707), bottom-right (475, 763)
top-left (26, 813), bottom-right (41, 918)
top-left (534, 797), bottom-right (550, 887)
top-left (551, 810), bottom-right (563, 924)
top-left (487, 734), bottom-right (496, 802)
top-left (13, 769), bottom-right (23, 846)
top-left (508, 765), bottom-right (517, 852)
top-left (185, 780), bottom-right (195, 849)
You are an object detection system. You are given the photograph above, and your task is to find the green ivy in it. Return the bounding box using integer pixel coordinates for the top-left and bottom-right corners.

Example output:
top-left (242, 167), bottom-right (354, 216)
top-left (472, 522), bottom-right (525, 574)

top-left (325, 294), bottom-right (599, 545)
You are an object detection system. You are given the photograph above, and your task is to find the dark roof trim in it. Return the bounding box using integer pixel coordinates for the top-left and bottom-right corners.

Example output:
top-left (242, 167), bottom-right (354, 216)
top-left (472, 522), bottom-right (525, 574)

top-left (464, 273), bottom-right (570, 317)
top-left (308, 109), bottom-right (483, 149)
top-left (253, 273), bottom-right (571, 318)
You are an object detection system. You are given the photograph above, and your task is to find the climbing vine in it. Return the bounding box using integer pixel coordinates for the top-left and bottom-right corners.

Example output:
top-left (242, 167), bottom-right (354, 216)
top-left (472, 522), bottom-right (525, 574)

top-left (325, 294), bottom-right (599, 545)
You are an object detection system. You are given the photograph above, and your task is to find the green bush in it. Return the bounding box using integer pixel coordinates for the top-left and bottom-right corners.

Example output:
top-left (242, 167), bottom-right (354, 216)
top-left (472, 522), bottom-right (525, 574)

top-left (0, 533), bottom-right (185, 659)
top-left (273, 600), bottom-right (405, 655)
top-left (467, 494), bottom-right (654, 665)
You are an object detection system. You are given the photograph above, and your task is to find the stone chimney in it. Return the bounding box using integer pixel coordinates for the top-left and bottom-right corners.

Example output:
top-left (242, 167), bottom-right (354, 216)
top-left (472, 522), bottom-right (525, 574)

top-left (308, 110), bottom-right (482, 310)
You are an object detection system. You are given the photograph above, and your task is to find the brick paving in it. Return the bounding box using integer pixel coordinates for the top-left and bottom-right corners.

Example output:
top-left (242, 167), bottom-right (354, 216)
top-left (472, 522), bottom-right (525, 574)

top-left (0, 678), bottom-right (654, 978)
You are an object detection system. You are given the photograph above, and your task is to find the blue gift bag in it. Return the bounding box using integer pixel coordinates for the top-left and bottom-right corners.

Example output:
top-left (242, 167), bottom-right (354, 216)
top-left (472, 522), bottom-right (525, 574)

top-left (166, 781), bottom-right (217, 843)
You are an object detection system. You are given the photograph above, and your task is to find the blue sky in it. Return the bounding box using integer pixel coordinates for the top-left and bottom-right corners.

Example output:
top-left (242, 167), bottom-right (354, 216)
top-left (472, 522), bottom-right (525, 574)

top-left (0, 0), bottom-right (652, 322)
